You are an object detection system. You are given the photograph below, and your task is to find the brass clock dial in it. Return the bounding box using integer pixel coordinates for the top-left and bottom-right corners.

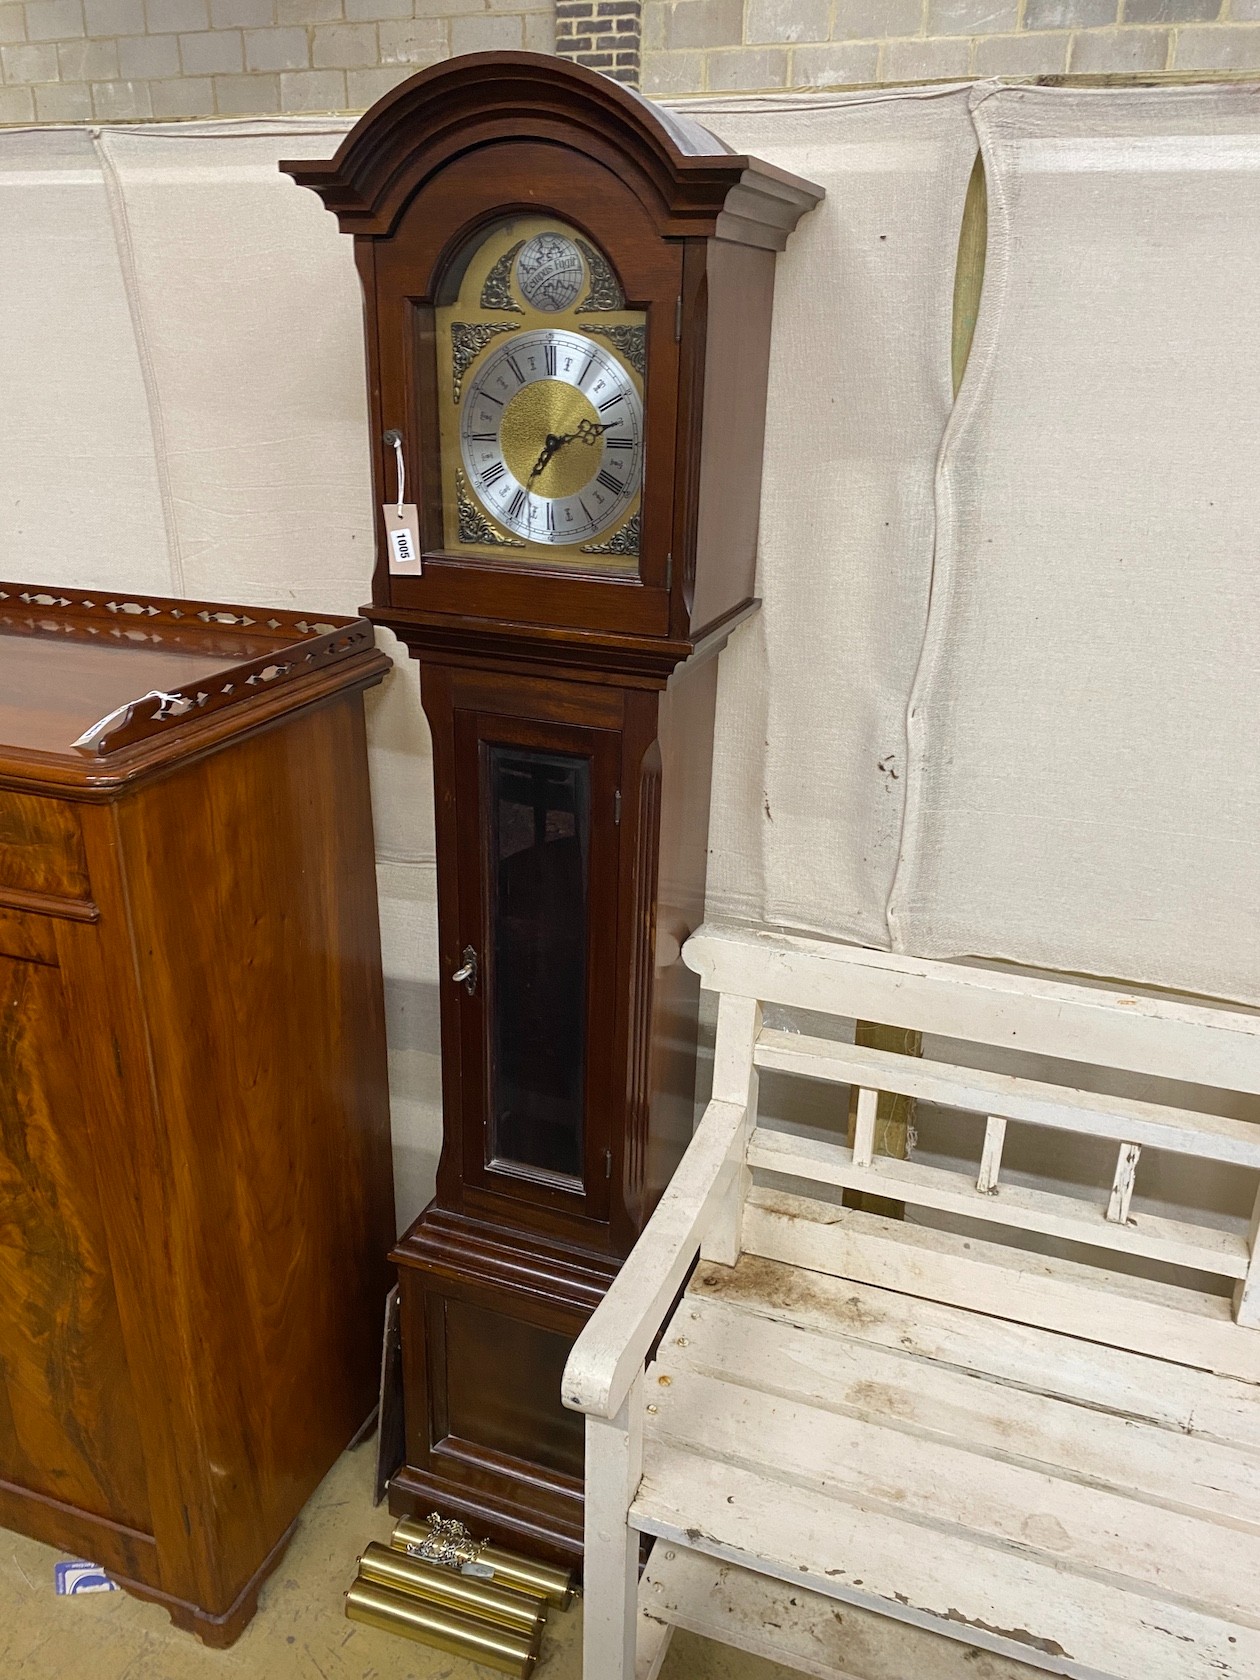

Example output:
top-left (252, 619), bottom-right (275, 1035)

top-left (435, 216), bottom-right (644, 569)
top-left (460, 328), bottom-right (644, 547)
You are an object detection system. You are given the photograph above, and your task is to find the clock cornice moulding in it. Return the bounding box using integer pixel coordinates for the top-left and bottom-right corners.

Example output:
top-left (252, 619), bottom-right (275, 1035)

top-left (279, 51), bottom-right (822, 249)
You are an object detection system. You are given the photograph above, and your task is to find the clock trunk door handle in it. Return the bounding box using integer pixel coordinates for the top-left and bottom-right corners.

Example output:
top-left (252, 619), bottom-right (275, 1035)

top-left (451, 946), bottom-right (478, 995)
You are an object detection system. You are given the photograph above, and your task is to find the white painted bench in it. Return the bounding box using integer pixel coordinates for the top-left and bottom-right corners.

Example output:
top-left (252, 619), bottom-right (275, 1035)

top-left (563, 922), bottom-right (1260, 1680)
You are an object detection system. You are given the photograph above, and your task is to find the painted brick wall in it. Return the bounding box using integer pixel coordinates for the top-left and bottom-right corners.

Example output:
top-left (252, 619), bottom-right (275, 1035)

top-left (642, 0), bottom-right (1260, 95)
top-left (0, 0), bottom-right (551, 121)
top-left (0, 0), bottom-right (1255, 123)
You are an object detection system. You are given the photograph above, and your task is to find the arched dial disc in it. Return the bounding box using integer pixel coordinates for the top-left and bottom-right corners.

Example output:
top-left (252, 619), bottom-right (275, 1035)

top-left (460, 328), bottom-right (643, 547)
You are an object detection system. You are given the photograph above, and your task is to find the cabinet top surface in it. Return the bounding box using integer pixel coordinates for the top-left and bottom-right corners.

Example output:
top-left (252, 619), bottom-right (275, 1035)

top-left (0, 582), bottom-right (386, 789)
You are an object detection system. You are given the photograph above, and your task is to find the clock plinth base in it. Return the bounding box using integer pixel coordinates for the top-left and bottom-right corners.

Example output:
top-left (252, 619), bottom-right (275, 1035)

top-left (387, 1464), bottom-right (583, 1574)
top-left (391, 1205), bottom-right (620, 1573)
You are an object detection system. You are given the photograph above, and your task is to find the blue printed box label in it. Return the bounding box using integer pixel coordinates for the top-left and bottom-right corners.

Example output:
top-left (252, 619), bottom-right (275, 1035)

top-left (54, 1561), bottom-right (118, 1596)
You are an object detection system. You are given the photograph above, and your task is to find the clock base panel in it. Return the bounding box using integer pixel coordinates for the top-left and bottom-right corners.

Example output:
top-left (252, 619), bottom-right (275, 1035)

top-left (391, 1206), bottom-right (622, 1573)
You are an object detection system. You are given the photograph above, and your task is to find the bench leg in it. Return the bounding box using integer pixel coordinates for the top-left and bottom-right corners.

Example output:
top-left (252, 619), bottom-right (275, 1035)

top-left (583, 1383), bottom-right (644, 1680)
top-left (637, 1606), bottom-right (674, 1680)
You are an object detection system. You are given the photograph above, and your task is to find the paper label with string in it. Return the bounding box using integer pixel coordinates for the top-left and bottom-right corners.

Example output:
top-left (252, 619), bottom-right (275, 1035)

top-left (383, 504), bottom-right (421, 575)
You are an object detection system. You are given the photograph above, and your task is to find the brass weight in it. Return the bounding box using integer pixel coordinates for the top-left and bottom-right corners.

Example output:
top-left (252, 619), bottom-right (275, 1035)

top-left (392, 1514), bottom-right (576, 1608)
top-left (357, 1541), bottom-right (545, 1634)
top-left (345, 1578), bottom-right (539, 1677)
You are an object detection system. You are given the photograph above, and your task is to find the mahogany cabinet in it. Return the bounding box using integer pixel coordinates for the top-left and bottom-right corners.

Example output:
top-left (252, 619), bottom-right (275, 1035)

top-left (0, 582), bottom-right (395, 1645)
top-left (284, 51), bottom-right (821, 1568)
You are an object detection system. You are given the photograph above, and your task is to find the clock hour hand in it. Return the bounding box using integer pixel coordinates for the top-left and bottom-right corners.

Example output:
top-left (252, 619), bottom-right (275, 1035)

top-left (527, 432), bottom-right (565, 487)
top-left (527, 421), bottom-right (617, 488)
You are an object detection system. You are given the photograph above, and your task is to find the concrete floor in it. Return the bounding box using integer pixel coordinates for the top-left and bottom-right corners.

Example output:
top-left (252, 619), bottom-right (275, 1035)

top-left (0, 1440), bottom-right (795, 1680)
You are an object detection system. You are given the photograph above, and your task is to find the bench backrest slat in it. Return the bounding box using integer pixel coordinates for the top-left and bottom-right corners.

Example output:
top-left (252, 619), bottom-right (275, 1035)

top-left (756, 1030), bottom-right (1260, 1166)
top-left (687, 924), bottom-right (1260, 1095)
top-left (685, 924), bottom-right (1260, 1334)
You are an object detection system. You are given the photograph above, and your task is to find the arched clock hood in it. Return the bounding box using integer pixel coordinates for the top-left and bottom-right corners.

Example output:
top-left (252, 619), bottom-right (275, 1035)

top-left (281, 50), bottom-right (820, 248)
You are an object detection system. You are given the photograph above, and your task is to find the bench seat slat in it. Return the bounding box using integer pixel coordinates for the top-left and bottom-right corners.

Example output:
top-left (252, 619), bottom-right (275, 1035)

top-left (687, 1254), bottom-right (1260, 1452)
top-left (647, 1341), bottom-right (1260, 1615)
top-left (754, 1028), bottom-right (1260, 1167)
top-left (743, 1186), bottom-right (1260, 1383)
top-left (632, 1446), bottom-right (1259, 1680)
top-left (641, 1547), bottom-right (1047, 1680)
top-left (667, 1288), bottom-right (1260, 1529)
top-left (748, 1126), bottom-right (1250, 1279)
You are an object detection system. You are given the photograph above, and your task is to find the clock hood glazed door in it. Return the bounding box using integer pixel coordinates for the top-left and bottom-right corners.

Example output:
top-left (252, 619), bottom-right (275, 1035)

top-left (451, 707), bottom-right (621, 1238)
top-left (368, 140), bottom-right (683, 639)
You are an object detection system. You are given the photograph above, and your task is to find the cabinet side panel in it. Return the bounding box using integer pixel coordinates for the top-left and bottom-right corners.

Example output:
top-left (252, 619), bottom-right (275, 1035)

top-left (114, 694), bottom-right (394, 1612)
top-left (0, 943), bottom-right (152, 1537)
top-left (645, 656), bottom-right (718, 1221)
top-left (689, 240), bottom-right (777, 636)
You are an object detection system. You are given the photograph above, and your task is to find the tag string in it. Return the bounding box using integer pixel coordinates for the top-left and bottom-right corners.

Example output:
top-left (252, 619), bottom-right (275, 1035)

top-left (385, 430), bottom-right (406, 517)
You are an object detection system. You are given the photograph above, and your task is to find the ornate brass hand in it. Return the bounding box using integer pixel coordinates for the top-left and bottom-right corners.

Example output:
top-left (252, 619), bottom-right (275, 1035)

top-left (527, 432), bottom-right (566, 486)
top-left (573, 419), bottom-right (615, 447)
top-left (527, 420), bottom-right (616, 487)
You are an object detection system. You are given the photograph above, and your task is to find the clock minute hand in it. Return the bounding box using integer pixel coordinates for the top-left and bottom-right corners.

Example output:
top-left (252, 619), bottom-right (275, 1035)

top-left (574, 419), bottom-right (615, 446)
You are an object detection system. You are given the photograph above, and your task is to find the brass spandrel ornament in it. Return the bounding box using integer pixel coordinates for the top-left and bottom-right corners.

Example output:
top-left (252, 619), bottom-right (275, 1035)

top-left (574, 238), bottom-right (624, 313)
top-left (581, 324), bottom-right (645, 381)
top-left (451, 321), bottom-right (519, 403)
top-left (581, 509), bottom-right (639, 556)
top-left (479, 242), bottom-right (525, 313)
top-left (456, 468), bottom-right (524, 548)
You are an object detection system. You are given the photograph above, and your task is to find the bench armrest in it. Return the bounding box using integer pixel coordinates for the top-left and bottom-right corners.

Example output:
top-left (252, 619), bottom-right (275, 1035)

top-left (562, 1097), bottom-right (748, 1421)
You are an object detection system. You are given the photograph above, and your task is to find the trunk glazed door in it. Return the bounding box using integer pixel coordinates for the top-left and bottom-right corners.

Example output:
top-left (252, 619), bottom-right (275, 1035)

top-left (453, 711), bottom-right (620, 1229)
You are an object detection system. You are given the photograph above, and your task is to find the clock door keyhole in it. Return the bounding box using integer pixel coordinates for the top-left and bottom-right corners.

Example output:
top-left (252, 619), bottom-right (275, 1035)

top-left (451, 946), bottom-right (478, 996)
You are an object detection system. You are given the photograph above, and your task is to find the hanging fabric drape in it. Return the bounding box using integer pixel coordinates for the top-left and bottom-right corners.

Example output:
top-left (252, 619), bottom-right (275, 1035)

top-left (2, 85), bottom-right (1258, 1023)
top-left (889, 85), bottom-right (1260, 1008)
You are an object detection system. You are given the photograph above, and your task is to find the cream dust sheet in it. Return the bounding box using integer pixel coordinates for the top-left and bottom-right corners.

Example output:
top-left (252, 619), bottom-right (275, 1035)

top-left (94, 123), bottom-right (372, 612)
top-left (889, 85), bottom-right (1260, 1007)
top-left (0, 128), bottom-right (170, 593)
top-left (687, 90), bottom-right (978, 950)
top-left (3, 85), bottom-right (1260, 1220)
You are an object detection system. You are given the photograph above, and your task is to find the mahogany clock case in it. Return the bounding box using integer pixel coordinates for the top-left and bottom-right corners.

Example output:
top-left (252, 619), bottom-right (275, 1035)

top-left (284, 54), bottom-right (822, 1568)
top-left (0, 583), bottom-right (395, 1644)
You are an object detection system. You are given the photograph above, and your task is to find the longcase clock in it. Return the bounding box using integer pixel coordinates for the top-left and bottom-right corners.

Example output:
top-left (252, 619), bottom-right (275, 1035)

top-left (284, 52), bottom-right (822, 1568)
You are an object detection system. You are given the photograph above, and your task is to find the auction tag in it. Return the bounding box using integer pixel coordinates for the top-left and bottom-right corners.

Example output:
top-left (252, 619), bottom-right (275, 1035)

top-left (383, 504), bottom-right (421, 575)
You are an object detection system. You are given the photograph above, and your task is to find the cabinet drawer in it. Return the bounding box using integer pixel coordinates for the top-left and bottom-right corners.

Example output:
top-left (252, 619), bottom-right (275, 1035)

top-left (0, 792), bottom-right (90, 902)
